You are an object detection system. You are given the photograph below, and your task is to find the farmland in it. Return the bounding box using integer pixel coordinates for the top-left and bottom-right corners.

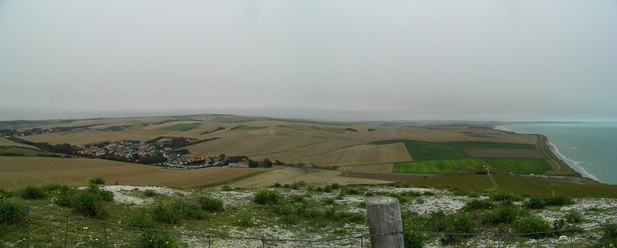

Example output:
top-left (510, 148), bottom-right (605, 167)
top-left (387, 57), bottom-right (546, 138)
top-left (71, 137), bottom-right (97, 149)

top-left (0, 114), bottom-right (599, 191)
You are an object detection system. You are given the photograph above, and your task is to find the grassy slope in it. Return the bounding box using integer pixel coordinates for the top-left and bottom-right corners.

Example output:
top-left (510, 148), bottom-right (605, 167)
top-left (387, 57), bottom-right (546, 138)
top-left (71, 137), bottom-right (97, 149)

top-left (159, 123), bottom-right (201, 131)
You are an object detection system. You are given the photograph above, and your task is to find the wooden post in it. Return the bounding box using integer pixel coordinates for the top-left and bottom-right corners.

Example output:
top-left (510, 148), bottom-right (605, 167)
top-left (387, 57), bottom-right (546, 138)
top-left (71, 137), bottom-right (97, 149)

top-left (365, 196), bottom-right (404, 248)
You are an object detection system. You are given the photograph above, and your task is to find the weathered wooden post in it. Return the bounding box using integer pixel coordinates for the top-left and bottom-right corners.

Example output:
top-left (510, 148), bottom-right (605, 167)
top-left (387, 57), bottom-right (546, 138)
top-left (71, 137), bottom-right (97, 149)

top-left (365, 196), bottom-right (404, 248)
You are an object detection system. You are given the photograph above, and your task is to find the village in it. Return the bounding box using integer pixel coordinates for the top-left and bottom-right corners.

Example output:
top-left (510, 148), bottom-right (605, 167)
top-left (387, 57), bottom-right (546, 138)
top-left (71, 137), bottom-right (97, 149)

top-left (77, 139), bottom-right (253, 169)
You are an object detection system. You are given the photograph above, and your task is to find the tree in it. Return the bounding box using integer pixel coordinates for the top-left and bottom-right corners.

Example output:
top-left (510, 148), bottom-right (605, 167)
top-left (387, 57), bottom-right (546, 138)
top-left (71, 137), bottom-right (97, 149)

top-left (263, 159), bottom-right (273, 168)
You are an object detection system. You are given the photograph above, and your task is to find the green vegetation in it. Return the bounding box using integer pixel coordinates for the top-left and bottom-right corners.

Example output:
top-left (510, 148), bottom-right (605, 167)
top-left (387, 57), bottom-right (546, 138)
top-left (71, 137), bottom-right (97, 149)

top-left (394, 159), bottom-right (484, 174)
top-left (483, 158), bottom-right (551, 174)
top-left (379, 140), bottom-right (550, 175)
top-left (0, 202), bottom-right (27, 225)
top-left (198, 196), bottom-right (224, 212)
top-left (159, 123), bottom-right (201, 131)
top-left (230, 125), bottom-right (268, 131)
top-left (373, 140), bottom-right (535, 161)
top-left (253, 190), bottom-right (280, 205)
top-left (139, 230), bottom-right (177, 248)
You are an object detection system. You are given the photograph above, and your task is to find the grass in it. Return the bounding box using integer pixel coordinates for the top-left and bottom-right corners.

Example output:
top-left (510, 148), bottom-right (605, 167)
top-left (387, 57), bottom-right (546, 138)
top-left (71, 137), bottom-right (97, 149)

top-left (483, 158), bottom-right (551, 175)
top-left (394, 159), bottom-right (485, 174)
top-left (159, 123), bottom-right (201, 131)
top-left (230, 126), bottom-right (268, 131)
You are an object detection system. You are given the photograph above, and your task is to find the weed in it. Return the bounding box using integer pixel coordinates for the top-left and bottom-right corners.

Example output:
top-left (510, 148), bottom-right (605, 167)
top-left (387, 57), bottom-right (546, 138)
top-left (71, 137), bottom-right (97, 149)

top-left (235, 212), bottom-right (254, 227)
top-left (198, 196), bottom-right (224, 212)
top-left (138, 230), bottom-right (177, 248)
top-left (128, 213), bottom-right (156, 229)
top-left (221, 185), bottom-right (232, 191)
top-left (565, 211), bottom-right (583, 223)
top-left (254, 190), bottom-right (280, 205)
top-left (515, 216), bottom-right (551, 238)
top-left (152, 204), bottom-right (181, 224)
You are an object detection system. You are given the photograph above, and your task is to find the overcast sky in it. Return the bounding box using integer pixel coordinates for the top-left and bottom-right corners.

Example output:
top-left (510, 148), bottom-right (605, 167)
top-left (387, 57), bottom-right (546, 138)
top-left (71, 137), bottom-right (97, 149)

top-left (1, 1), bottom-right (616, 122)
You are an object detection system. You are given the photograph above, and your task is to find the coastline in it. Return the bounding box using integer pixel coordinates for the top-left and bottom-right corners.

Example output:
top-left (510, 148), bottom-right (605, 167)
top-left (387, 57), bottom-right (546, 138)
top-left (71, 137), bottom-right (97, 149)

top-left (495, 125), bottom-right (598, 181)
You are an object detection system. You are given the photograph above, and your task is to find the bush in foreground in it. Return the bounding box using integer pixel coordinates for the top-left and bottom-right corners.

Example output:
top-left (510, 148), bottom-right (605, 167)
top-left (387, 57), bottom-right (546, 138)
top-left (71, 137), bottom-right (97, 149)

top-left (0, 202), bottom-right (28, 225)
top-left (19, 185), bottom-right (46, 200)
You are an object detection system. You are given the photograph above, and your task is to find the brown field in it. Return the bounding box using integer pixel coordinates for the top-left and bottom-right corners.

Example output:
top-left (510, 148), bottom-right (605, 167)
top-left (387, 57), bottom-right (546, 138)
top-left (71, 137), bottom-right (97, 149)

top-left (0, 157), bottom-right (270, 190)
top-left (301, 143), bottom-right (412, 166)
top-left (465, 149), bottom-right (543, 158)
top-left (224, 166), bottom-right (391, 188)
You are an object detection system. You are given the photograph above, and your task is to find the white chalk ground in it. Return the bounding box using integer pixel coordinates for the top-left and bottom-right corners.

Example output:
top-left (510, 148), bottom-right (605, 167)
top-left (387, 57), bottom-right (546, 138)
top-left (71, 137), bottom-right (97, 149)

top-left (98, 185), bottom-right (617, 247)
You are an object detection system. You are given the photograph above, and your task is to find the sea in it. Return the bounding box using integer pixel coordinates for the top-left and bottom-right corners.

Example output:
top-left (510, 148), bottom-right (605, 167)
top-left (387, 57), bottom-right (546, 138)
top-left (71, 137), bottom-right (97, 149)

top-left (497, 122), bottom-right (617, 185)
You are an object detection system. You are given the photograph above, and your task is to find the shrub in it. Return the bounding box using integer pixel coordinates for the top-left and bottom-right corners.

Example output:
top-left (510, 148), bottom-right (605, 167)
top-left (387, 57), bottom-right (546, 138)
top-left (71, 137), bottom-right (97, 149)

top-left (254, 190), bottom-right (280, 205)
top-left (199, 196), bottom-right (224, 212)
top-left (89, 177), bottom-right (106, 185)
top-left (0, 202), bottom-right (28, 225)
top-left (221, 185), bottom-right (232, 191)
top-left (19, 186), bottom-right (46, 200)
top-left (138, 231), bottom-right (177, 248)
top-left (462, 200), bottom-right (494, 211)
top-left (144, 190), bottom-right (157, 197)
top-left (515, 216), bottom-right (551, 238)
top-left (128, 213), bottom-right (156, 229)
top-left (73, 192), bottom-right (107, 218)
top-left (483, 207), bottom-right (528, 225)
top-left (170, 201), bottom-right (203, 220)
top-left (152, 204), bottom-right (181, 224)
top-left (545, 195), bottom-right (574, 206)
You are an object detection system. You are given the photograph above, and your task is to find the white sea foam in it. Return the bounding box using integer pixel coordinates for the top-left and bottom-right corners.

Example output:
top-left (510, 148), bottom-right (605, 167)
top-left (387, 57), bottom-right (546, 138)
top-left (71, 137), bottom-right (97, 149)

top-left (548, 142), bottom-right (599, 181)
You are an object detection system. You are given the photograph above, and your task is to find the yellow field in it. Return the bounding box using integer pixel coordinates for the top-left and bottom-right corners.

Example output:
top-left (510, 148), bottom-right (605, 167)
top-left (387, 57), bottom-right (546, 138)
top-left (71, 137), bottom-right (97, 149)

top-left (0, 157), bottom-right (269, 190)
top-left (225, 166), bottom-right (391, 188)
top-left (375, 127), bottom-right (537, 144)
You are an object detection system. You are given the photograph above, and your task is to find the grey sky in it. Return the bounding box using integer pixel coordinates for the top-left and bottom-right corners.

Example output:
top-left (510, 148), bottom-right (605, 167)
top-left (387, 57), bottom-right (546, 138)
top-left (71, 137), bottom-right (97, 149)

top-left (1, 1), bottom-right (616, 121)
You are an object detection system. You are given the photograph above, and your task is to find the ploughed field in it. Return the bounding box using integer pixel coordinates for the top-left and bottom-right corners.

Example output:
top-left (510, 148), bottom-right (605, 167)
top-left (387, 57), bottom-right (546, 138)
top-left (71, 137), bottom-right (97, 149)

top-left (0, 114), bottom-right (580, 190)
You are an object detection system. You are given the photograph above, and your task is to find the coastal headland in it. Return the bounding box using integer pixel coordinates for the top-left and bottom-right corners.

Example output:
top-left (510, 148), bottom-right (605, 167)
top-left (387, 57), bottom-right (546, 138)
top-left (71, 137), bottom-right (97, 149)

top-left (1, 114), bottom-right (615, 197)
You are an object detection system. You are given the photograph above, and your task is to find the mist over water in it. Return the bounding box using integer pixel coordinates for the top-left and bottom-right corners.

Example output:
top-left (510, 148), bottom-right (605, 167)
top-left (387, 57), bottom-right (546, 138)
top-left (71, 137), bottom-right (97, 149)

top-left (500, 122), bottom-right (617, 185)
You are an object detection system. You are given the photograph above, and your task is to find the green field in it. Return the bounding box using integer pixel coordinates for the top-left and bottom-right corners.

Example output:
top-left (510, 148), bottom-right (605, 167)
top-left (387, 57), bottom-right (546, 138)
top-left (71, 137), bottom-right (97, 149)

top-left (159, 123), bottom-right (201, 131)
top-left (394, 158), bottom-right (551, 175)
top-left (483, 158), bottom-right (551, 175)
top-left (372, 140), bottom-right (535, 161)
top-left (381, 140), bottom-right (548, 175)
top-left (394, 159), bottom-right (485, 174)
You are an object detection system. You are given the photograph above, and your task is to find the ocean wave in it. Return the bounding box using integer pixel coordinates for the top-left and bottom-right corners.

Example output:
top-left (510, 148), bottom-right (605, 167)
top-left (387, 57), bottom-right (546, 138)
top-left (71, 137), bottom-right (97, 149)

top-left (549, 142), bottom-right (599, 181)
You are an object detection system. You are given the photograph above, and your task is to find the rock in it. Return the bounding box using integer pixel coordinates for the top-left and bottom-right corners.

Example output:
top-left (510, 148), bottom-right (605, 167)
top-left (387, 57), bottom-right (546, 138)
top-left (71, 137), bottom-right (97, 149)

top-left (559, 235), bottom-right (568, 241)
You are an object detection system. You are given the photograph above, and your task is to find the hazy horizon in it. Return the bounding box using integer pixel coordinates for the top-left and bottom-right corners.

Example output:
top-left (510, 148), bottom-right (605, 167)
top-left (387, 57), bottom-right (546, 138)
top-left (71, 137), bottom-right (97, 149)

top-left (2, 1), bottom-right (616, 122)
